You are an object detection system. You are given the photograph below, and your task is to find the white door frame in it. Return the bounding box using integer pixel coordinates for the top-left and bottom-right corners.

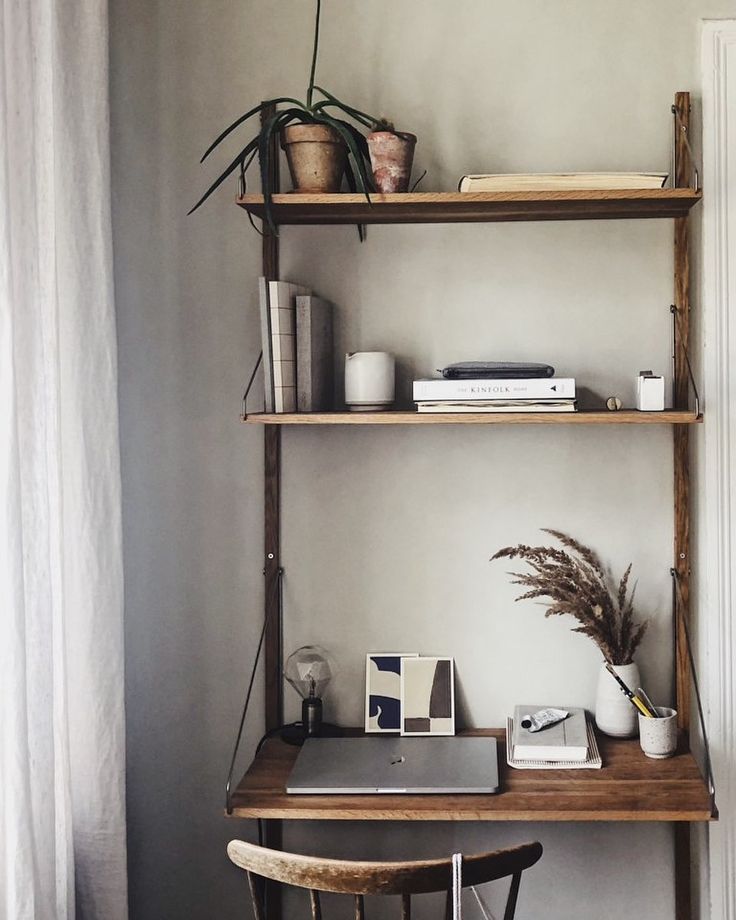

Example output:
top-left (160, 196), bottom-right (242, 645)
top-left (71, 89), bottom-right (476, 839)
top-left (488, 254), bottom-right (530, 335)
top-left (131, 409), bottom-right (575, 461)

top-left (700, 19), bottom-right (736, 920)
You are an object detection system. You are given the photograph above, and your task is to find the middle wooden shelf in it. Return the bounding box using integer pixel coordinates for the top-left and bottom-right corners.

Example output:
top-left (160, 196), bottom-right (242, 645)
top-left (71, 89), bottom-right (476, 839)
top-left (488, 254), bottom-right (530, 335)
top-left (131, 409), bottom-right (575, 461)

top-left (242, 409), bottom-right (702, 426)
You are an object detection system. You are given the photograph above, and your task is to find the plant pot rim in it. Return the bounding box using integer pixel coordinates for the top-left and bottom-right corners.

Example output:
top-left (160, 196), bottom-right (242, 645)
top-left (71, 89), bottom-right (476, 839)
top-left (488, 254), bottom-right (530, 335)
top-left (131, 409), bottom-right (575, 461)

top-left (281, 123), bottom-right (345, 146)
top-left (367, 129), bottom-right (417, 143)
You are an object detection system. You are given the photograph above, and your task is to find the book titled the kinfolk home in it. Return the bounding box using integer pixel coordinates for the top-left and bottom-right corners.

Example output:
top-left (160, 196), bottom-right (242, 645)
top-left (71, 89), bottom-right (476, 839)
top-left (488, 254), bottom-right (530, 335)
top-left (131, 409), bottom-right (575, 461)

top-left (413, 378), bottom-right (576, 401)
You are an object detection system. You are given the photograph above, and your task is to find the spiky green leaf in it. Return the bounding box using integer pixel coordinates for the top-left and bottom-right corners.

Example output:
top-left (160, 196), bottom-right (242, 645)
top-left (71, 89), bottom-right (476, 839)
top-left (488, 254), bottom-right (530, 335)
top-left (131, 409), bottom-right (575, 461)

top-left (200, 97), bottom-right (306, 162)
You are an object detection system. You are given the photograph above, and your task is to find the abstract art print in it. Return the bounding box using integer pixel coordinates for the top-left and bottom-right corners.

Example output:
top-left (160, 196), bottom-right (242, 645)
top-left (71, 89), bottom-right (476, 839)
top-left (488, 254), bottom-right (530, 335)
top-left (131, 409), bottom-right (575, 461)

top-left (365, 653), bottom-right (418, 733)
top-left (400, 656), bottom-right (455, 736)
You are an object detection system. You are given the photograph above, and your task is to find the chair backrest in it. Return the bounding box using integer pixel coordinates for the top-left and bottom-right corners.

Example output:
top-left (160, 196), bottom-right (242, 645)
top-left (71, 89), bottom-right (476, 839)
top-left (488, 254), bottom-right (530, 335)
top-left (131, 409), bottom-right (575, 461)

top-left (227, 839), bottom-right (542, 920)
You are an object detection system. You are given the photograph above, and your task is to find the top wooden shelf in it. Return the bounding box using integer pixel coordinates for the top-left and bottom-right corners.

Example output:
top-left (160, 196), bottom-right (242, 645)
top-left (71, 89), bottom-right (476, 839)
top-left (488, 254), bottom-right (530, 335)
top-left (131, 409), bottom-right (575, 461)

top-left (237, 189), bottom-right (702, 225)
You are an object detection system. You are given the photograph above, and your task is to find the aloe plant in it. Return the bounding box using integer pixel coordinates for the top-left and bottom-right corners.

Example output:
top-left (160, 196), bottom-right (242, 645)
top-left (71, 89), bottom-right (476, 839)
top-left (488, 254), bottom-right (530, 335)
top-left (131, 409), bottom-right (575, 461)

top-left (189, 0), bottom-right (380, 231)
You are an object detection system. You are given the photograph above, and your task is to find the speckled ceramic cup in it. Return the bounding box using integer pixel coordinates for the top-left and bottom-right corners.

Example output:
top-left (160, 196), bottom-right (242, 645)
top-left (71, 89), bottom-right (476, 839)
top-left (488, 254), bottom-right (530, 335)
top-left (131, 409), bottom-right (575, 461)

top-left (638, 707), bottom-right (678, 759)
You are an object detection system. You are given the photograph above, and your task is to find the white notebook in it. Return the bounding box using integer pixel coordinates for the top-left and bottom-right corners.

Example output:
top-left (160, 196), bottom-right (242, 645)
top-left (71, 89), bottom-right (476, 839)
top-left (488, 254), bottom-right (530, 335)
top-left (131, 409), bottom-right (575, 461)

top-left (506, 717), bottom-right (602, 770)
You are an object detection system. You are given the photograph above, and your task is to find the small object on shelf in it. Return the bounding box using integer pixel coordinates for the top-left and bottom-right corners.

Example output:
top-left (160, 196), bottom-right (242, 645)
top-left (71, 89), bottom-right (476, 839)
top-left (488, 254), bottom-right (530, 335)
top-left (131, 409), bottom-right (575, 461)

top-left (269, 280), bottom-right (310, 413)
top-left (606, 396), bottom-right (623, 411)
top-left (345, 351), bottom-right (395, 411)
top-left (414, 376), bottom-right (573, 400)
top-left (281, 124), bottom-right (348, 193)
top-left (258, 278), bottom-right (275, 413)
top-left (400, 657), bottom-right (455, 736)
top-left (367, 124), bottom-right (417, 193)
top-left (639, 707), bottom-right (678, 759)
top-left (506, 716), bottom-right (603, 770)
top-left (458, 172), bottom-right (669, 193)
top-left (636, 371), bottom-right (665, 411)
top-left (296, 295), bottom-right (334, 412)
top-left (415, 399), bottom-right (576, 413)
top-left (595, 662), bottom-right (642, 738)
top-left (520, 707), bottom-right (569, 733)
top-left (365, 652), bottom-right (418, 733)
top-left (284, 645), bottom-right (336, 745)
top-left (636, 686), bottom-right (660, 718)
top-left (440, 361), bottom-right (554, 380)
top-left (512, 706), bottom-right (587, 761)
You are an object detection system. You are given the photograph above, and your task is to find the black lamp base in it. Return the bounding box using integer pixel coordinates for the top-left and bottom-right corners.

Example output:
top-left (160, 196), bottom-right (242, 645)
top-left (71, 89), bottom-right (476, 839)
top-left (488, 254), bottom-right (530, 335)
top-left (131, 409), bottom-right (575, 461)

top-left (280, 721), bottom-right (343, 746)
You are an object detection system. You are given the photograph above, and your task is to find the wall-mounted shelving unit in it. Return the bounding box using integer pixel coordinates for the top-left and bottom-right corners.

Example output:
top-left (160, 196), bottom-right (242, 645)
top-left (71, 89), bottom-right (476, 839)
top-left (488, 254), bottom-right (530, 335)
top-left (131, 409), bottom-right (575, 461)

top-left (228, 93), bottom-right (713, 920)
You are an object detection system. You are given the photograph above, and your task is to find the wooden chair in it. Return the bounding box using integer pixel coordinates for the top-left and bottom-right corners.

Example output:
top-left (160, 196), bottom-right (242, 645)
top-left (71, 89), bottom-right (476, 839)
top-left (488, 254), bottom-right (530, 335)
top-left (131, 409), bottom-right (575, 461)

top-left (227, 839), bottom-right (543, 920)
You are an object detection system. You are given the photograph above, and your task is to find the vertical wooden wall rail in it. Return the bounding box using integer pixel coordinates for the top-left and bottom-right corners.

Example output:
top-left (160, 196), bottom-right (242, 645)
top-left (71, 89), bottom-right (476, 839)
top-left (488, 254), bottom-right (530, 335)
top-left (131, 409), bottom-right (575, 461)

top-left (261, 103), bottom-right (283, 920)
top-left (672, 89), bottom-right (692, 920)
top-left (673, 90), bottom-right (692, 736)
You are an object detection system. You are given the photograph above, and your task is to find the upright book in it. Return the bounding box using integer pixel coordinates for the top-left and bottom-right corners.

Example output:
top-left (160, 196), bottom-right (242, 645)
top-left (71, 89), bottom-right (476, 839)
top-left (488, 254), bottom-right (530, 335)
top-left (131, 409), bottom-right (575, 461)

top-left (413, 378), bottom-right (575, 401)
top-left (268, 280), bottom-right (310, 413)
top-left (511, 706), bottom-right (588, 762)
top-left (258, 277), bottom-right (274, 413)
top-left (296, 295), bottom-right (334, 412)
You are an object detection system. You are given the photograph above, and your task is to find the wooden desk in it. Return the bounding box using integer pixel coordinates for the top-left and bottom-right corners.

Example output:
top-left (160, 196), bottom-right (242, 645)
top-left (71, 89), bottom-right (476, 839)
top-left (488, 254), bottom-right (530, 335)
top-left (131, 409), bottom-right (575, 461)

top-left (229, 729), bottom-right (714, 823)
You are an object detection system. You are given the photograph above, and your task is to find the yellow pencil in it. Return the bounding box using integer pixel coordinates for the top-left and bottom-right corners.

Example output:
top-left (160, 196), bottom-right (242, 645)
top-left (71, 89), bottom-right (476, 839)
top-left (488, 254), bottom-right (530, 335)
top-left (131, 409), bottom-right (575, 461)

top-left (631, 695), bottom-right (654, 718)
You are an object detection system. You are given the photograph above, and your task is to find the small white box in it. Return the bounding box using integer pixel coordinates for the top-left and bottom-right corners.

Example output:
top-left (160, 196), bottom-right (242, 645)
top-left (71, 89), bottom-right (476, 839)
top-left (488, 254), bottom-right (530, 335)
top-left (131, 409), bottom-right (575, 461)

top-left (637, 371), bottom-right (665, 411)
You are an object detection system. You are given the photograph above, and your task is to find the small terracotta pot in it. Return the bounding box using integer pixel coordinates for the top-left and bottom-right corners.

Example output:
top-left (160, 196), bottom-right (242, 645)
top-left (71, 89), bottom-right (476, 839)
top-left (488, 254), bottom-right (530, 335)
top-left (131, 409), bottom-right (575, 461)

top-left (281, 124), bottom-right (347, 193)
top-left (367, 131), bottom-right (417, 193)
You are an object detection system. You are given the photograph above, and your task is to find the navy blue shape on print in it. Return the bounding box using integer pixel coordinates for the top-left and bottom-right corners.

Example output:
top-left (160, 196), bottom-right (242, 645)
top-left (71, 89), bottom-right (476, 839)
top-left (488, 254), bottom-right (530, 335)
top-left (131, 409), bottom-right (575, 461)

top-left (372, 656), bottom-right (402, 674)
top-left (369, 695), bottom-right (401, 730)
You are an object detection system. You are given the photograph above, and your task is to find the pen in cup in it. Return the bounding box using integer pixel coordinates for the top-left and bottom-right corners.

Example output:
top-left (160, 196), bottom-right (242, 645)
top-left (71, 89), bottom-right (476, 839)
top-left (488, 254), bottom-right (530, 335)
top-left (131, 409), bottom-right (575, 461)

top-left (604, 662), bottom-right (653, 718)
top-left (636, 687), bottom-right (660, 718)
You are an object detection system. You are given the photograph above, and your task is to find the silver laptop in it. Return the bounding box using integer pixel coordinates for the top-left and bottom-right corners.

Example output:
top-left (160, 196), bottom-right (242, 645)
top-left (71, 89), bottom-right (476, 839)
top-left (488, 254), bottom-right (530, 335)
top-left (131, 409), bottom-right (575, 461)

top-left (286, 736), bottom-right (499, 794)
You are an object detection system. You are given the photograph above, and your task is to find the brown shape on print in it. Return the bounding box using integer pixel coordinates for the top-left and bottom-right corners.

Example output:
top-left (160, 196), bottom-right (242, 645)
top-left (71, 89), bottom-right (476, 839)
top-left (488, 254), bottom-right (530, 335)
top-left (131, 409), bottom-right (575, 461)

top-left (404, 718), bottom-right (431, 733)
top-left (428, 660), bottom-right (451, 718)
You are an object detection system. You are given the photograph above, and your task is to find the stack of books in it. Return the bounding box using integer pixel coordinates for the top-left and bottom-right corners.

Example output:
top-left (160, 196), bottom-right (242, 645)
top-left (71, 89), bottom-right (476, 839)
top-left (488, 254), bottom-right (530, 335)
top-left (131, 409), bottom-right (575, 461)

top-left (506, 706), bottom-right (602, 770)
top-left (413, 376), bottom-right (576, 414)
top-left (458, 172), bottom-right (668, 193)
top-left (258, 278), bottom-right (334, 413)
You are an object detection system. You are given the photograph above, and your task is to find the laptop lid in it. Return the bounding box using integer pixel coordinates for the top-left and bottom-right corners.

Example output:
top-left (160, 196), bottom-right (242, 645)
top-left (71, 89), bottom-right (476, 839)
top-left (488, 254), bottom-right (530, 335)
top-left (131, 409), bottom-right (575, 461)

top-left (286, 736), bottom-right (499, 794)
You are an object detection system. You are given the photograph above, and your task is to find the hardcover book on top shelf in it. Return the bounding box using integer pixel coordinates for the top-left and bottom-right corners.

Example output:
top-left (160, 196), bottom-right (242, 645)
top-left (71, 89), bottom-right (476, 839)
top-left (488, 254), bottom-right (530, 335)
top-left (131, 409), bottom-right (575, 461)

top-left (458, 173), bottom-right (669, 193)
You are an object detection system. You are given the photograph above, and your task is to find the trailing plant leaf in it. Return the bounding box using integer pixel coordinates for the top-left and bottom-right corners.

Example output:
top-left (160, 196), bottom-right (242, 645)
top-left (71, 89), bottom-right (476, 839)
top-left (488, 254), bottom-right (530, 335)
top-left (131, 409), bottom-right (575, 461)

top-left (316, 112), bottom-right (372, 200)
top-left (188, 137), bottom-right (259, 215)
top-left (311, 86), bottom-right (379, 129)
top-left (200, 97), bottom-right (305, 162)
top-left (491, 530), bottom-right (649, 665)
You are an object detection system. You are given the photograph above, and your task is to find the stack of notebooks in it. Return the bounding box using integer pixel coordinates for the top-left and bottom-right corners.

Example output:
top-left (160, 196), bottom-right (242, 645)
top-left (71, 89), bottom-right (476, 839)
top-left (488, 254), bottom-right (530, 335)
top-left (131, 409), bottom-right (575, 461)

top-left (413, 377), bottom-right (576, 414)
top-left (258, 278), bottom-right (334, 413)
top-left (458, 172), bottom-right (668, 193)
top-left (506, 706), bottom-right (602, 770)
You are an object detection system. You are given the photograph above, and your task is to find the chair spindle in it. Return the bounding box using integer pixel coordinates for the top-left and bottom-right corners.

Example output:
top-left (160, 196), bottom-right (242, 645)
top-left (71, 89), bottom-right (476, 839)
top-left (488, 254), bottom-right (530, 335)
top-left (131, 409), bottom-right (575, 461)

top-left (310, 888), bottom-right (322, 920)
top-left (503, 871), bottom-right (523, 920)
top-left (246, 871), bottom-right (266, 920)
top-left (401, 891), bottom-right (411, 919)
top-left (354, 894), bottom-right (365, 920)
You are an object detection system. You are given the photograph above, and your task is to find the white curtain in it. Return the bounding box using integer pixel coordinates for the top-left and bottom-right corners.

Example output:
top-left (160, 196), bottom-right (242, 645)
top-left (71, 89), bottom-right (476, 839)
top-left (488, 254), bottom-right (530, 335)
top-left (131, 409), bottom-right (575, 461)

top-left (0, 0), bottom-right (128, 918)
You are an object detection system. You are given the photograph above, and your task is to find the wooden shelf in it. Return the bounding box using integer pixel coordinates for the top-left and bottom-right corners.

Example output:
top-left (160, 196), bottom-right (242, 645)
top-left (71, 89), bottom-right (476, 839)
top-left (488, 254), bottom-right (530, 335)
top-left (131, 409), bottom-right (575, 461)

top-left (243, 410), bottom-right (702, 426)
top-left (229, 729), bottom-right (714, 823)
top-left (237, 189), bottom-right (702, 225)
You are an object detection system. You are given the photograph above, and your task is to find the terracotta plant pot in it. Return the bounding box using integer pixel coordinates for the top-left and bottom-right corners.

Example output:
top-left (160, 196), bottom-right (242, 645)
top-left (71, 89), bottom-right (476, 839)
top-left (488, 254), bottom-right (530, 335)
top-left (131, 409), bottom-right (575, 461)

top-left (367, 131), bottom-right (417, 193)
top-left (281, 124), bottom-right (347, 193)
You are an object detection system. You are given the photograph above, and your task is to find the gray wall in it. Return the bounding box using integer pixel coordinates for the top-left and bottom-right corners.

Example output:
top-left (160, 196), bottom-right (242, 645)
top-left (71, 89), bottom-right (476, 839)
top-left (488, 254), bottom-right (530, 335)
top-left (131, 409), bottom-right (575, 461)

top-left (110, 2), bottom-right (727, 918)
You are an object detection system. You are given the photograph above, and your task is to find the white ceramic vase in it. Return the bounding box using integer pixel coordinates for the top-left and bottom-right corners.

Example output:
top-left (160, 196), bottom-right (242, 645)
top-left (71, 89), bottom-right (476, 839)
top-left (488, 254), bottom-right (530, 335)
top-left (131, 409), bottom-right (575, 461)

top-left (595, 661), bottom-right (641, 738)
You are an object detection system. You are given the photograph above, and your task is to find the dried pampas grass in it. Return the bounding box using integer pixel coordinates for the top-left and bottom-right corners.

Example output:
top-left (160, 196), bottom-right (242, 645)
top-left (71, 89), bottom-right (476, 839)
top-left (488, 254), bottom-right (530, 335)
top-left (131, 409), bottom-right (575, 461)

top-left (491, 529), bottom-right (648, 665)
